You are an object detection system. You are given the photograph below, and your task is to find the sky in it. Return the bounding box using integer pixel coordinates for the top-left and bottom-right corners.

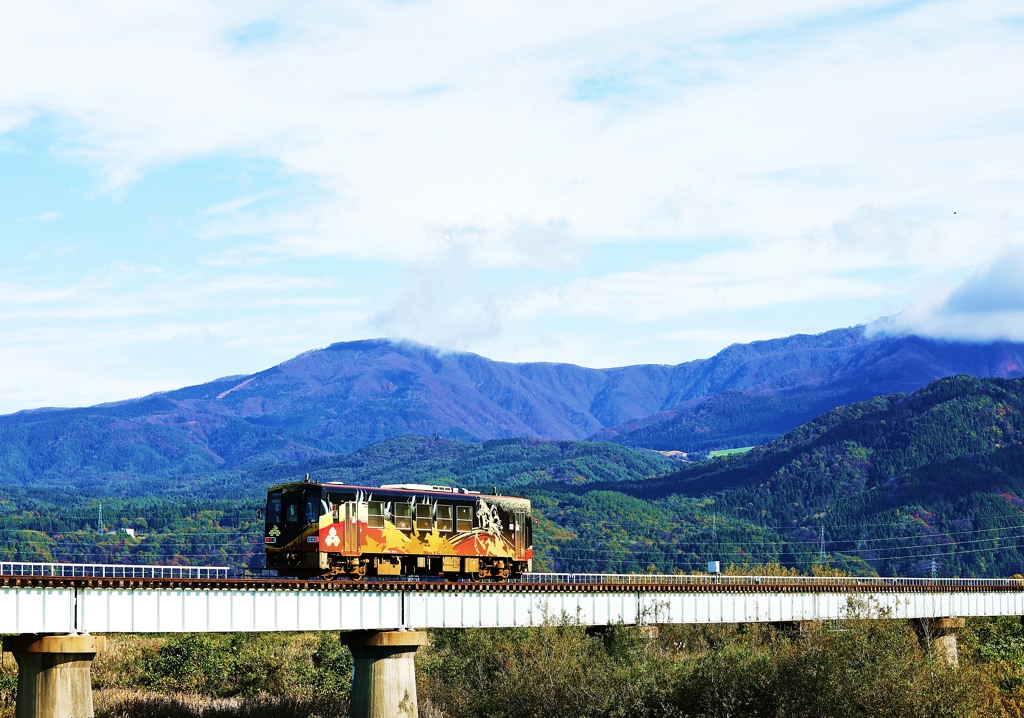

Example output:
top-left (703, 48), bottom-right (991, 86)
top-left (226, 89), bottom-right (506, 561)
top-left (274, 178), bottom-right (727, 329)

top-left (1, 0), bottom-right (1024, 413)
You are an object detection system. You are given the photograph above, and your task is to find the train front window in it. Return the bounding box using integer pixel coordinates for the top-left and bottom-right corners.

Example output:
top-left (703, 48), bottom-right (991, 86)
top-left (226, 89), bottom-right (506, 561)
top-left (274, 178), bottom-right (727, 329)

top-left (416, 504), bottom-right (432, 531)
top-left (456, 505), bottom-right (473, 532)
top-left (436, 505), bottom-right (453, 532)
top-left (285, 502), bottom-right (299, 524)
top-left (304, 487), bottom-right (324, 523)
top-left (395, 503), bottom-right (412, 530)
top-left (368, 501), bottom-right (384, 529)
top-left (267, 492), bottom-right (282, 524)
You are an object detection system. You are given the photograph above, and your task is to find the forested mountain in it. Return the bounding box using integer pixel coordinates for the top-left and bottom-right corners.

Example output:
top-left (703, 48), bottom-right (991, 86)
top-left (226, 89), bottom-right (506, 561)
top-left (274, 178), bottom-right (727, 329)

top-left (552, 375), bottom-right (1024, 577)
top-left (2, 329), bottom-right (1023, 487)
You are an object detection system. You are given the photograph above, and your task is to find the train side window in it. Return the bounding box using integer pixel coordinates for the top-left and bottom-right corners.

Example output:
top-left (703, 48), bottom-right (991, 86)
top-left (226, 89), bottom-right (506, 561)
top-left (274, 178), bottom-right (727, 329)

top-left (395, 503), bottom-right (412, 530)
top-left (267, 492), bottom-right (282, 524)
top-left (416, 504), bottom-right (432, 531)
top-left (436, 505), bottom-right (453, 532)
top-left (368, 501), bottom-right (385, 529)
top-left (456, 505), bottom-right (472, 532)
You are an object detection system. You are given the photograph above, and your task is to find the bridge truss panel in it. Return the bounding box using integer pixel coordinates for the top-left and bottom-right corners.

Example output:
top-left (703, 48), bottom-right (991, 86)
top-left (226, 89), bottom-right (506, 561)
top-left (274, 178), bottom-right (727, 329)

top-left (0, 587), bottom-right (75, 634)
top-left (403, 590), bottom-right (641, 629)
top-left (78, 588), bottom-right (406, 633)
top-left (2, 585), bottom-right (1024, 634)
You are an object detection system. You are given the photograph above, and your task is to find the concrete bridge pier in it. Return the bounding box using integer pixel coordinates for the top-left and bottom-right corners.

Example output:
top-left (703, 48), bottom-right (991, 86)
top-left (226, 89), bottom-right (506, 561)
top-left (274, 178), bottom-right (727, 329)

top-left (341, 630), bottom-right (428, 718)
top-left (2, 634), bottom-right (105, 718)
top-left (912, 618), bottom-right (965, 667)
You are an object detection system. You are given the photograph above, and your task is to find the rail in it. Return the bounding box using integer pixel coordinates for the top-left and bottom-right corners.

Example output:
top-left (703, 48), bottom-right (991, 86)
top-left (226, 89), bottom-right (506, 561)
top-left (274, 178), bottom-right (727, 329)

top-left (2, 565), bottom-right (1021, 587)
top-left (521, 573), bottom-right (1024, 588)
top-left (0, 562), bottom-right (229, 579)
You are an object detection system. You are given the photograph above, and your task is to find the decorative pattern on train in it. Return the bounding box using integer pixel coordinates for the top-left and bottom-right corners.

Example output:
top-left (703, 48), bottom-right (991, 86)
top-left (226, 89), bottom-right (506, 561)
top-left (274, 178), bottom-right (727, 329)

top-left (263, 480), bottom-right (533, 581)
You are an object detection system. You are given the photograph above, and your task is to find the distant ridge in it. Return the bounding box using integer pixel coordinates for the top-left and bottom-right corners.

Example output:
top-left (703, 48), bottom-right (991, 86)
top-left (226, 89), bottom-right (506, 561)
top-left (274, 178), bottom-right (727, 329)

top-left (595, 332), bottom-right (1024, 452)
top-left (1, 328), bottom-right (1023, 484)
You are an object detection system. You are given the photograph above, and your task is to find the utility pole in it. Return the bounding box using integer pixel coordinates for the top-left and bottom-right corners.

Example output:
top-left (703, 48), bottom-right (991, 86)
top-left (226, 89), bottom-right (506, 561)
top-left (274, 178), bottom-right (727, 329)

top-left (819, 526), bottom-right (825, 564)
top-left (707, 511), bottom-right (722, 575)
top-left (713, 511), bottom-right (719, 560)
top-left (931, 558), bottom-right (937, 579)
top-left (98, 502), bottom-right (103, 533)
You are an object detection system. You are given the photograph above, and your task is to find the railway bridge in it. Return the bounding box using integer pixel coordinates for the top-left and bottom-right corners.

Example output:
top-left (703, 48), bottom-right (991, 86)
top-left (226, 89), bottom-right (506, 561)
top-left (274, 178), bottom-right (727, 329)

top-left (4, 563), bottom-right (1024, 718)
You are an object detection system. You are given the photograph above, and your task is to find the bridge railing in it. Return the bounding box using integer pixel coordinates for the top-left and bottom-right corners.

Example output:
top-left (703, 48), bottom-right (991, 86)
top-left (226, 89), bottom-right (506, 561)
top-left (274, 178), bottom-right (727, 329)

top-left (522, 573), bottom-right (1024, 588)
top-left (0, 562), bottom-right (229, 579)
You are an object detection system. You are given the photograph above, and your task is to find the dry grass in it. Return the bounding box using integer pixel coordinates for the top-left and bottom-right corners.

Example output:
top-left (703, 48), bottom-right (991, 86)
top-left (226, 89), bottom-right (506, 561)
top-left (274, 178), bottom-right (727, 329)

top-left (94, 689), bottom-right (348, 718)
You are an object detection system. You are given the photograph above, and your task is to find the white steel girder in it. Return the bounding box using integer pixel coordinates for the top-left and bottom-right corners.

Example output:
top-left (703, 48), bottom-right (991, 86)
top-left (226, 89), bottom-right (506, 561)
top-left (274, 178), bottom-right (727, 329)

top-left (3, 586), bottom-right (1024, 634)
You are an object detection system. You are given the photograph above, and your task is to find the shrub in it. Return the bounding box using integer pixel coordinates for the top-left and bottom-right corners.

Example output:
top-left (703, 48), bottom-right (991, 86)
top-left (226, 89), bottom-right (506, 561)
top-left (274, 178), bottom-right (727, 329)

top-left (421, 617), bottom-right (1000, 718)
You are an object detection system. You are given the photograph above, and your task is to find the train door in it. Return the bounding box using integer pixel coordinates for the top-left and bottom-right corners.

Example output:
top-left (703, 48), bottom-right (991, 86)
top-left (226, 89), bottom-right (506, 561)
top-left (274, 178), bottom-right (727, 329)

top-left (280, 487), bottom-right (304, 547)
top-left (513, 510), bottom-right (527, 559)
top-left (300, 486), bottom-right (325, 572)
top-left (342, 501), bottom-right (361, 555)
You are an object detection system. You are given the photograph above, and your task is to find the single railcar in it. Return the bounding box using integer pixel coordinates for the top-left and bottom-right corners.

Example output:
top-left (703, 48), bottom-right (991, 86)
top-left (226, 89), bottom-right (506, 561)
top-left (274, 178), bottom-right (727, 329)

top-left (263, 480), bottom-right (533, 580)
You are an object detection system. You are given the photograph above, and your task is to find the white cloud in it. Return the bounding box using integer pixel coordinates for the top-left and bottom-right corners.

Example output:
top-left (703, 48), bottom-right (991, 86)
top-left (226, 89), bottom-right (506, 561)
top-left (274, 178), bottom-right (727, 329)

top-left (509, 226), bottom-right (911, 324)
top-left (202, 191), bottom-right (278, 217)
top-left (869, 245), bottom-right (1024, 343)
top-left (2, 1), bottom-right (1022, 267)
top-left (1, 0), bottom-right (1024, 409)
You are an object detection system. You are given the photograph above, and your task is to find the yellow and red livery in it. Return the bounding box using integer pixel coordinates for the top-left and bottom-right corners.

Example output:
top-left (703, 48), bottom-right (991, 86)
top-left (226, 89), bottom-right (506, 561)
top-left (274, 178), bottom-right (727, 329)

top-left (263, 480), bottom-right (532, 580)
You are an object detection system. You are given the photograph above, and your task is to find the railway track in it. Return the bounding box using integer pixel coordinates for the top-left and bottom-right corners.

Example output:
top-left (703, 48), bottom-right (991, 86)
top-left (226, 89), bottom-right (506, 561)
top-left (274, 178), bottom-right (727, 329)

top-left (4, 572), bottom-right (1023, 594)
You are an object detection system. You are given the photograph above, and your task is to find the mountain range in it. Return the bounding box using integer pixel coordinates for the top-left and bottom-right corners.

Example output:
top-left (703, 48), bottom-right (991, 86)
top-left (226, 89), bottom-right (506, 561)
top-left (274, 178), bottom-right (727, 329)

top-left (4, 373), bottom-right (1024, 578)
top-left (2, 326), bottom-right (1023, 485)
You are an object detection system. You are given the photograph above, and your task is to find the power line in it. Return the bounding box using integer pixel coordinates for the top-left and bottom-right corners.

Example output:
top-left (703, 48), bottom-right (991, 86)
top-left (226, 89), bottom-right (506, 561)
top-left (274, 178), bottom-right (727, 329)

top-left (540, 539), bottom-right (1022, 569)
top-left (543, 527), bottom-right (1024, 555)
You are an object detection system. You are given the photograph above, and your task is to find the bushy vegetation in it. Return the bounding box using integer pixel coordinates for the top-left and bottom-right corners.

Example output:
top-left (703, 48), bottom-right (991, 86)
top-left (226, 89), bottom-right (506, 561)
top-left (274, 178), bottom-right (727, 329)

top-left (0, 632), bottom-right (353, 718)
top-left (93, 632), bottom-right (351, 698)
top-left (422, 616), bottom-right (1000, 718)
top-left (9, 613), bottom-right (1024, 717)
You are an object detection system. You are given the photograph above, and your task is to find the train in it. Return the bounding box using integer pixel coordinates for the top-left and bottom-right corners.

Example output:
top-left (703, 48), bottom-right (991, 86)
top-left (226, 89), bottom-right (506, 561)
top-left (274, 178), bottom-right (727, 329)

top-left (262, 479), bottom-right (533, 581)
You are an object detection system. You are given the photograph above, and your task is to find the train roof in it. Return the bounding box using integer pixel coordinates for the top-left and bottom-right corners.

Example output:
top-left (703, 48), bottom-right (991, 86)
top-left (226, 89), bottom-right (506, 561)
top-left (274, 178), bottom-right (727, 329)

top-left (323, 482), bottom-right (482, 497)
top-left (268, 480), bottom-right (527, 502)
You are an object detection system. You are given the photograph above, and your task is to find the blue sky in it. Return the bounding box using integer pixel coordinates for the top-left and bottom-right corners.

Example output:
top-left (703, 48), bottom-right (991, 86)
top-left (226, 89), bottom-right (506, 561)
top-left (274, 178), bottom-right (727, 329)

top-left (1, 1), bottom-right (1023, 412)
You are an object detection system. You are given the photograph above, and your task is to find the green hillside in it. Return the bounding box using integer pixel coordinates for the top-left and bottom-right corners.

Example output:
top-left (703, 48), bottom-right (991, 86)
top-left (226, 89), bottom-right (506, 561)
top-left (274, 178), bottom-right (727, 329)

top-left (299, 435), bottom-right (676, 488)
